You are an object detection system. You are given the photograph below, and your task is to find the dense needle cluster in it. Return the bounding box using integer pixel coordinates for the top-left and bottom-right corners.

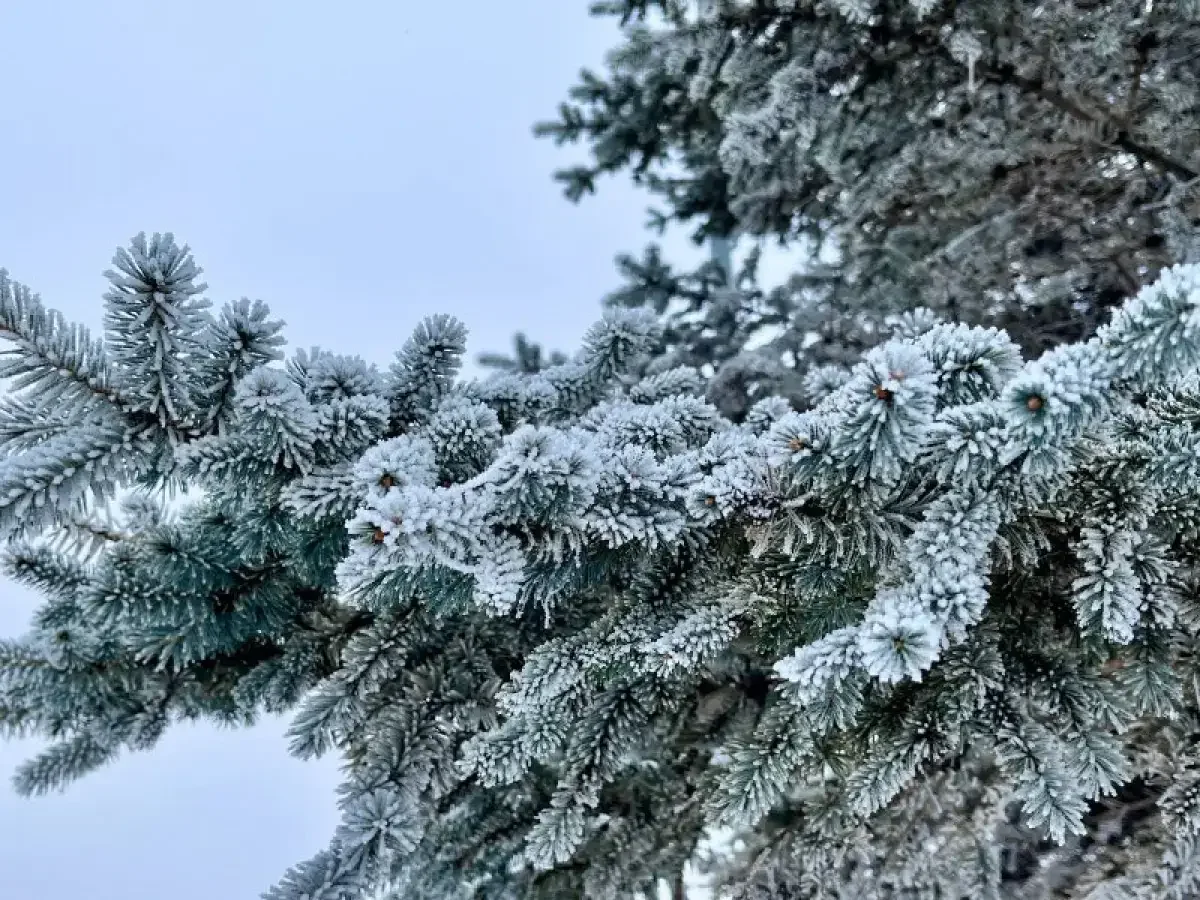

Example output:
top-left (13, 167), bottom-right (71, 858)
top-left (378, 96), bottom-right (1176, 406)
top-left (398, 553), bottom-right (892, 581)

top-left (2, 236), bottom-right (1200, 898)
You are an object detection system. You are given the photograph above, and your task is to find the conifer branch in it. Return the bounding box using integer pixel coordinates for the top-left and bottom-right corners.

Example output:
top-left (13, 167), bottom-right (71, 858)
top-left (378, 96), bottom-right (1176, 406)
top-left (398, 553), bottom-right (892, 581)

top-left (984, 62), bottom-right (1199, 182)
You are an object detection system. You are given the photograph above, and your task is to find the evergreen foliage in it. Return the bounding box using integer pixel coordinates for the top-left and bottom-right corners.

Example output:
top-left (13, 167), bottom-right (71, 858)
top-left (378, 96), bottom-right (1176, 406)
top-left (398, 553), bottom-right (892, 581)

top-left (539, 0), bottom-right (1200, 418)
top-left (2, 233), bottom-right (1200, 898)
top-left (4, 2), bottom-right (1200, 897)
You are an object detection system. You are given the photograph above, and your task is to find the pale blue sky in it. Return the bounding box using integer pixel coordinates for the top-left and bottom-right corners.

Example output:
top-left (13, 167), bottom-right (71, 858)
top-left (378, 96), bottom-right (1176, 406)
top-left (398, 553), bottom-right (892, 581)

top-left (0, 2), bottom-right (704, 898)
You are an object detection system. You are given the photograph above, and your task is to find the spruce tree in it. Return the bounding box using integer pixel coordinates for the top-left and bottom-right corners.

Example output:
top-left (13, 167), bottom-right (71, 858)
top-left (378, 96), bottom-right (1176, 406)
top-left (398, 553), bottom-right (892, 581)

top-left (539, 0), bottom-right (1200, 417)
top-left (3, 3), bottom-right (1200, 898)
top-left (2, 234), bottom-right (1200, 898)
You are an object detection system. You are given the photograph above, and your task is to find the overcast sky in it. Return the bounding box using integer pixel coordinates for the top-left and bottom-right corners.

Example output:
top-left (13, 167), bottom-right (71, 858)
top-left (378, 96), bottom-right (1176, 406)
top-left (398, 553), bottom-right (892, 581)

top-left (0, 2), bottom-right (709, 898)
